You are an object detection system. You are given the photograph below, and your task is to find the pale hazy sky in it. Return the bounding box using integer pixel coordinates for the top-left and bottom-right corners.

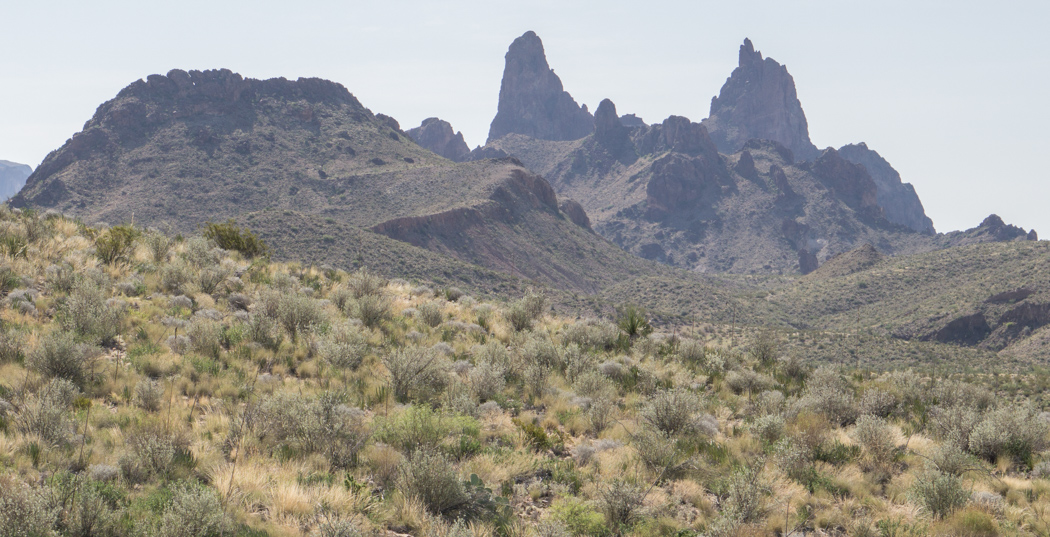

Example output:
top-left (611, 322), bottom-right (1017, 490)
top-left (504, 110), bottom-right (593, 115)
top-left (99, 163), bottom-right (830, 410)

top-left (2, 1), bottom-right (1047, 234)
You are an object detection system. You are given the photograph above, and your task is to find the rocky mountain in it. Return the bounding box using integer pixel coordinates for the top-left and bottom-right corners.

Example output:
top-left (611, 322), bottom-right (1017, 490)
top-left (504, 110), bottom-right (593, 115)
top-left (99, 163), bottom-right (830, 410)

top-left (0, 160), bottom-right (32, 200)
top-left (486, 31), bottom-right (594, 144)
top-left (406, 117), bottom-right (470, 162)
top-left (702, 38), bottom-right (820, 161)
top-left (838, 143), bottom-right (934, 234)
top-left (9, 68), bottom-right (745, 312)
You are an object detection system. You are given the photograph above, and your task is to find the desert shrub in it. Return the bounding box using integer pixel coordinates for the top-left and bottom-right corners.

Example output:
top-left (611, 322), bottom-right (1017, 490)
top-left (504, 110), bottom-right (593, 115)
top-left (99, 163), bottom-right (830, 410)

top-left (375, 405), bottom-right (477, 455)
top-left (116, 275), bottom-right (146, 297)
top-left (773, 438), bottom-right (811, 480)
top-left (257, 391), bottom-right (370, 469)
top-left (634, 428), bottom-right (692, 478)
top-left (382, 347), bottom-right (451, 403)
top-left (399, 449), bottom-right (467, 516)
top-left (346, 269), bottom-right (386, 299)
top-left (318, 322), bottom-right (368, 370)
top-left (562, 319), bottom-right (619, 350)
top-left (0, 478), bottom-right (58, 537)
top-left (677, 339), bottom-right (706, 365)
top-left (573, 370), bottom-right (617, 400)
top-left (61, 279), bottom-right (125, 345)
top-left (145, 230), bottom-right (172, 263)
top-left (27, 330), bottom-right (99, 387)
top-left (185, 318), bottom-right (223, 360)
top-left (564, 344), bottom-right (596, 384)
top-left (351, 294), bottom-right (390, 329)
top-left (929, 440), bottom-right (977, 477)
top-left (910, 469), bottom-right (968, 518)
top-left (95, 224), bottom-right (140, 265)
top-left (749, 390), bottom-right (786, 417)
top-left (202, 219), bottom-right (267, 259)
top-left (505, 302), bottom-right (532, 332)
top-left (196, 265), bottom-right (230, 295)
top-left (182, 236), bottom-right (221, 269)
top-left (725, 369), bottom-right (774, 395)
top-left (588, 396), bottom-right (616, 433)
top-left (749, 331), bottom-right (778, 366)
top-left (932, 380), bottom-right (994, 411)
top-left (15, 378), bottom-right (79, 447)
top-left (640, 387), bottom-right (704, 436)
top-left (521, 288), bottom-right (547, 319)
top-left (858, 388), bottom-right (898, 418)
top-left (277, 293), bottom-right (325, 342)
top-left (550, 496), bottom-right (608, 537)
top-left (967, 404), bottom-right (1050, 465)
top-left (468, 359), bottom-right (506, 402)
top-left (417, 301), bottom-right (444, 328)
top-left (796, 366), bottom-right (856, 426)
top-left (852, 414), bottom-right (897, 466)
top-left (522, 335), bottom-right (562, 370)
top-left (522, 362), bottom-right (551, 398)
top-left (160, 263), bottom-right (192, 294)
top-left (597, 478), bottom-right (646, 528)
top-left (157, 481), bottom-right (226, 537)
top-left (135, 379), bottom-right (164, 412)
top-left (749, 413), bottom-right (786, 443)
top-left (722, 464), bottom-right (767, 523)
top-left (121, 425), bottom-right (178, 481)
top-left (928, 404), bottom-right (981, 451)
top-left (44, 263), bottom-right (76, 294)
top-left (246, 313), bottom-right (283, 352)
top-left (0, 326), bottom-right (25, 363)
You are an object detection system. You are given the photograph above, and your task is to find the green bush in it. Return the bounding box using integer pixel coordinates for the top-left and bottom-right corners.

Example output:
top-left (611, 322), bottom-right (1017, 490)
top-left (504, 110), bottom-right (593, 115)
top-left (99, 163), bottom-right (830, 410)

top-left (202, 220), bottom-right (268, 259)
top-left (417, 301), bottom-right (444, 328)
top-left (615, 304), bottom-right (652, 341)
top-left (95, 224), bottom-right (140, 265)
top-left (351, 294), bottom-right (390, 329)
top-left (318, 322), bottom-right (368, 370)
top-left (967, 404), bottom-right (1049, 466)
top-left (0, 326), bottom-right (25, 363)
top-left (60, 278), bottom-right (125, 345)
top-left (257, 392), bottom-right (370, 469)
top-left (640, 387), bottom-right (704, 436)
top-left (15, 378), bottom-right (79, 447)
top-left (852, 414), bottom-right (897, 466)
top-left (550, 496), bottom-right (609, 537)
top-left (399, 449), bottom-right (466, 516)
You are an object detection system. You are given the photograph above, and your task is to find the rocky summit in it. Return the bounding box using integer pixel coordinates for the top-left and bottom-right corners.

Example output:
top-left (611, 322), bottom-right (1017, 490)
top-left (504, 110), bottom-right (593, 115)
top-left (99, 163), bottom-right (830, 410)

top-left (406, 117), bottom-right (471, 162)
top-left (486, 31), bottom-right (594, 143)
top-left (702, 38), bottom-right (820, 161)
top-left (0, 160), bottom-right (32, 201)
top-left (838, 142), bottom-right (935, 234)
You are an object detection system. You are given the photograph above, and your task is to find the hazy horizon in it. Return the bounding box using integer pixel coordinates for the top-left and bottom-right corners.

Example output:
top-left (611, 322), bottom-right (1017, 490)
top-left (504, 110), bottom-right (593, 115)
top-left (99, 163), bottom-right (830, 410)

top-left (2, 0), bottom-right (1047, 234)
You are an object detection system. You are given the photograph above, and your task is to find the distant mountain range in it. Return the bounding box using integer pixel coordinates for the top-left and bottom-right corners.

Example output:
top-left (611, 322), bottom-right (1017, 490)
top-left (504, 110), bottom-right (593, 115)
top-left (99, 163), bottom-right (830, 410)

top-left (7, 32), bottom-right (1048, 359)
top-left (0, 160), bottom-right (32, 201)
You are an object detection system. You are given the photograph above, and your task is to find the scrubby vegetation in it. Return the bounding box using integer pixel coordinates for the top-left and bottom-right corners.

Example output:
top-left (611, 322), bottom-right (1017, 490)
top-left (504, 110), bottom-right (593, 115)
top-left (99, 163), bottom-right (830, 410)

top-left (1, 206), bottom-right (1050, 536)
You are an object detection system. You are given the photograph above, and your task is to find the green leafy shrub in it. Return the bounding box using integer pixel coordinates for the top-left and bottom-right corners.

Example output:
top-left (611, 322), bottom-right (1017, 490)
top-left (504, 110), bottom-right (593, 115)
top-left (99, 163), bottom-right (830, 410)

top-left (616, 304), bottom-right (652, 341)
top-left (550, 496), bottom-right (609, 537)
top-left (417, 301), bottom-right (444, 328)
top-left (399, 449), bottom-right (467, 516)
top-left (95, 224), bottom-right (140, 265)
top-left (61, 278), bottom-right (126, 345)
top-left (318, 322), bottom-right (368, 370)
top-left (202, 220), bottom-right (268, 258)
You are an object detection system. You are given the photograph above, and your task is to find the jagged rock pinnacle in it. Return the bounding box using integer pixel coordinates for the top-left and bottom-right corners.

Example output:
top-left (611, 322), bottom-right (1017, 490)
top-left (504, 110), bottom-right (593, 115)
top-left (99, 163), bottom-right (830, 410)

top-left (407, 118), bottom-right (471, 162)
top-left (703, 39), bottom-right (820, 161)
top-left (486, 31), bottom-right (594, 143)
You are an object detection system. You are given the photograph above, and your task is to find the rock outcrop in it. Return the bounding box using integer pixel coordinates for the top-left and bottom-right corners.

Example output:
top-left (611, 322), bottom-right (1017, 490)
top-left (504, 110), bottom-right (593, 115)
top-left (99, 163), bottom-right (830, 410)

top-left (703, 39), bottom-right (819, 161)
top-left (0, 160), bottom-right (32, 201)
top-left (806, 148), bottom-right (884, 221)
top-left (593, 99), bottom-right (633, 161)
top-left (406, 118), bottom-right (471, 162)
top-left (486, 31), bottom-right (594, 143)
top-left (838, 143), bottom-right (934, 234)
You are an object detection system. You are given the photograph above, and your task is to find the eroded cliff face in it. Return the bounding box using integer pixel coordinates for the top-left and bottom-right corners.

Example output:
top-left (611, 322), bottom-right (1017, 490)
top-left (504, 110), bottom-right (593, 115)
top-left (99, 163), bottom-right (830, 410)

top-left (486, 31), bottom-right (594, 143)
top-left (838, 143), bottom-right (935, 234)
top-left (702, 38), bottom-right (819, 162)
top-left (407, 118), bottom-right (471, 162)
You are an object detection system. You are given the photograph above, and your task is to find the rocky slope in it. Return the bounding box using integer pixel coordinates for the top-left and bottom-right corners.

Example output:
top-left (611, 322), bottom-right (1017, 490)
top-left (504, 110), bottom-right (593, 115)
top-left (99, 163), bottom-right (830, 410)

top-left (702, 39), bottom-right (820, 161)
top-left (486, 31), bottom-right (594, 143)
top-left (0, 159), bottom-right (31, 200)
top-left (838, 143), bottom-right (935, 234)
top-left (406, 117), bottom-right (470, 161)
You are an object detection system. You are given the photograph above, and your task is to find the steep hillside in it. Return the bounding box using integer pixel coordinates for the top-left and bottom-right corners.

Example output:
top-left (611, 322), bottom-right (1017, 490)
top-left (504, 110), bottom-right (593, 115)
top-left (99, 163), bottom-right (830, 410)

top-left (0, 159), bottom-right (31, 200)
